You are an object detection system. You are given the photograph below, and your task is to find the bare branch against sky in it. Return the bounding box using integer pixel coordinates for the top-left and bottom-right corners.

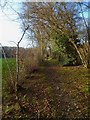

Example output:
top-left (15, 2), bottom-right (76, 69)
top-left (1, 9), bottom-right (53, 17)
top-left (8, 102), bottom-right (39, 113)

top-left (0, 0), bottom-right (89, 47)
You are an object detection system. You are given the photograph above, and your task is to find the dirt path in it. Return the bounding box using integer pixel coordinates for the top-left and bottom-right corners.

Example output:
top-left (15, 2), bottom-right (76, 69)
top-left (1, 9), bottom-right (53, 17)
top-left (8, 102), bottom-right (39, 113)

top-left (22, 66), bottom-right (89, 119)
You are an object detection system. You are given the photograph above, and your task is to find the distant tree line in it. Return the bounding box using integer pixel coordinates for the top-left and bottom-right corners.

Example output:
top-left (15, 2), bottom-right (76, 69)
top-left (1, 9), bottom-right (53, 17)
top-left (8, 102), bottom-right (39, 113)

top-left (0, 46), bottom-right (16, 58)
top-left (1, 46), bottom-right (17, 58)
top-left (1, 46), bottom-right (40, 59)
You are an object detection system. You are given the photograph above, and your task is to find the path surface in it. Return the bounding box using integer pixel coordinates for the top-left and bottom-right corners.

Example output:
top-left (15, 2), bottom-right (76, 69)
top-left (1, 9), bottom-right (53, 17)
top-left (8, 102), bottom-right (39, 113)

top-left (22, 66), bottom-right (89, 119)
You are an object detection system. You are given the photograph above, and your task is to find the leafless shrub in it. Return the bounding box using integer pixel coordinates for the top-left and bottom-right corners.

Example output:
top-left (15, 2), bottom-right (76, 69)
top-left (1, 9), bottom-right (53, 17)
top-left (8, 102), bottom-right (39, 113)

top-left (19, 47), bottom-right (40, 80)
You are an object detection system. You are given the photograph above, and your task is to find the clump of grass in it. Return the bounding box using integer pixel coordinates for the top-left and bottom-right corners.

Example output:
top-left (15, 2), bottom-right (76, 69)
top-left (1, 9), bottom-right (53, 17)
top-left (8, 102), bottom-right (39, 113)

top-left (81, 86), bottom-right (90, 93)
top-left (2, 58), bottom-right (16, 93)
top-left (42, 59), bottom-right (60, 67)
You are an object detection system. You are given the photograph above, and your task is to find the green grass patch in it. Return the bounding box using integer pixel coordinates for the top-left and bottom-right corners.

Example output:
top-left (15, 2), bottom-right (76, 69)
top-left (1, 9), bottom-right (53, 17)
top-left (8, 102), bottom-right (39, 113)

top-left (2, 58), bottom-right (16, 91)
top-left (42, 59), bottom-right (60, 67)
top-left (2, 58), bottom-right (16, 78)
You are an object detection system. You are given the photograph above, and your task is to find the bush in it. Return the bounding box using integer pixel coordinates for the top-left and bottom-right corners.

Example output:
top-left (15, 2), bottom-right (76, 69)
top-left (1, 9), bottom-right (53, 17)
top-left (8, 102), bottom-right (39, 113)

top-left (19, 47), bottom-right (40, 76)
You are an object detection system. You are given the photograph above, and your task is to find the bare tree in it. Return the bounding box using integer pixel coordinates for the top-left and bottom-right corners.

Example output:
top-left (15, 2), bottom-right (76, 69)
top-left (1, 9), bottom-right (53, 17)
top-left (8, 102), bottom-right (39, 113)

top-left (22, 2), bottom-right (90, 68)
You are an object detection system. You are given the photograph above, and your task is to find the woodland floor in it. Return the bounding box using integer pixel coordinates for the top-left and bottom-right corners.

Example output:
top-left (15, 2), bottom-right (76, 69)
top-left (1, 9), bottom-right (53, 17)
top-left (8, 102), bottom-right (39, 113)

top-left (2, 60), bottom-right (90, 119)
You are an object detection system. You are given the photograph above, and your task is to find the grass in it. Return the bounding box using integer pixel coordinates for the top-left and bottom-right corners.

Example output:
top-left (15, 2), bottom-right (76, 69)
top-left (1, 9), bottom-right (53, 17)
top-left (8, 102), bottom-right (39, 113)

top-left (2, 58), bottom-right (16, 98)
top-left (2, 58), bottom-right (16, 81)
top-left (2, 59), bottom-right (90, 119)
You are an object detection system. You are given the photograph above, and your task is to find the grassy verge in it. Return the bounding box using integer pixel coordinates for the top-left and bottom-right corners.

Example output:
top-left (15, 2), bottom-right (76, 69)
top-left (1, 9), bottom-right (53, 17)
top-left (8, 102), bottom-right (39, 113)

top-left (2, 58), bottom-right (16, 101)
top-left (2, 58), bottom-right (16, 82)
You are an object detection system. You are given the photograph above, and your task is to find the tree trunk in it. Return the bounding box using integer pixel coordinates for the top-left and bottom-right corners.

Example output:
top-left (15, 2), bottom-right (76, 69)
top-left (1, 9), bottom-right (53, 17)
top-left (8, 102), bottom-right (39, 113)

top-left (87, 48), bottom-right (90, 68)
top-left (87, 23), bottom-right (90, 68)
top-left (71, 40), bottom-right (88, 68)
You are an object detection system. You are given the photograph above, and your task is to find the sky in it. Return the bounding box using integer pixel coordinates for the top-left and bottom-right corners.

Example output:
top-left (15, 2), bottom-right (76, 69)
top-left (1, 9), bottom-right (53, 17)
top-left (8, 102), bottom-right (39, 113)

top-left (0, 2), bottom-right (29, 47)
top-left (0, 1), bottom-right (89, 47)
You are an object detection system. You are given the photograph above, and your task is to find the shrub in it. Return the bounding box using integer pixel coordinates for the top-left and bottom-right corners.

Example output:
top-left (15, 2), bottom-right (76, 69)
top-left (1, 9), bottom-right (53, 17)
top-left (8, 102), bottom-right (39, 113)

top-left (19, 47), bottom-right (40, 76)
